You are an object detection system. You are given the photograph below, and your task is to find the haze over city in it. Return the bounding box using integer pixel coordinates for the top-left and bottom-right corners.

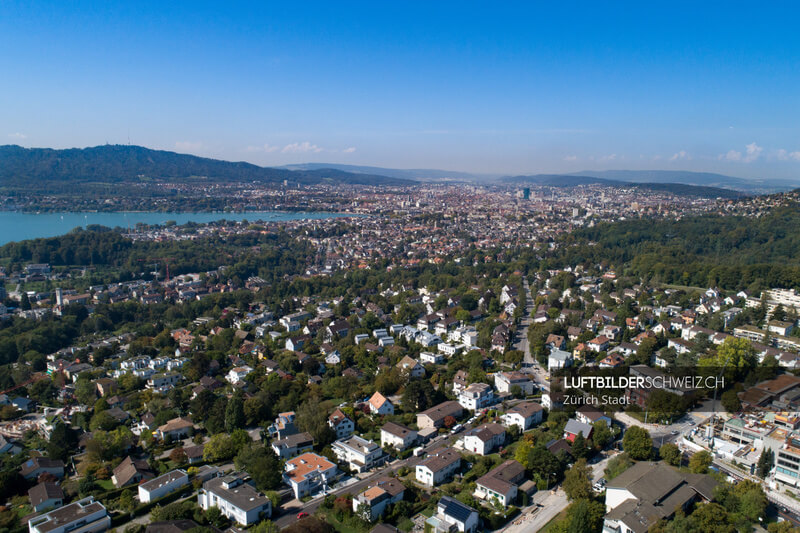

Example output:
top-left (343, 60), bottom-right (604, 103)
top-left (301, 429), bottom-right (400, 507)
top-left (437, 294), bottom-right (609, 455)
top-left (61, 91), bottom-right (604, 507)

top-left (2, 1), bottom-right (799, 178)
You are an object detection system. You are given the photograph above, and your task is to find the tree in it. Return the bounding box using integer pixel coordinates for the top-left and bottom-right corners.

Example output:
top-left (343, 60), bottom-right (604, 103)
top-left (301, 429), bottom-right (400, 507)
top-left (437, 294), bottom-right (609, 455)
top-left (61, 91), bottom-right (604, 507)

top-left (296, 400), bottom-right (336, 447)
top-left (170, 447), bottom-right (188, 464)
top-left (660, 442), bottom-right (681, 467)
top-left (443, 415), bottom-right (457, 429)
top-left (47, 421), bottom-right (76, 461)
top-left (565, 498), bottom-right (604, 533)
top-left (204, 434), bottom-right (235, 462)
top-left (604, 453), bottom-right (633, 480)
top-left (757, 448), bottom-right (774, 478)
top-left (687, 502), bottom-right (736, 533)
top-left (225, 391), bottom-right (246, 433)
top-left (689, 450), bottom-right (712, 474)
top-left (720, 389), bottom-right (741, 414)
top-left (234, 445), bottom-right (283, 492)
top-left (592, 421), bottom-right (612, 449)
top-left (570, 433), bottom-right (590, 460)
top-left (622, 426), bottom-right (652, 460)
top-left (562, 458), bottom-right (592, 501)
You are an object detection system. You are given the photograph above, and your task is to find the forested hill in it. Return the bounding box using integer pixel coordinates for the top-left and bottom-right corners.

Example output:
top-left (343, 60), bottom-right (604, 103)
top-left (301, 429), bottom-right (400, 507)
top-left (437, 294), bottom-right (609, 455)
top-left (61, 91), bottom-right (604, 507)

top-left (0, 145), bottom-right (414, 186)
top-left (549, 204), bottom-right (800, 291)
top-left (503, 174), bottom-right (746, 199)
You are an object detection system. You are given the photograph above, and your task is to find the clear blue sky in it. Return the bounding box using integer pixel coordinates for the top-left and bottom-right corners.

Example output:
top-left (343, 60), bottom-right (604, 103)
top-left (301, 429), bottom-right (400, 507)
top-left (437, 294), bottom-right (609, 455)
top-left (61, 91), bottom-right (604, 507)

top-left (1, 1), bottom-right (799, 178)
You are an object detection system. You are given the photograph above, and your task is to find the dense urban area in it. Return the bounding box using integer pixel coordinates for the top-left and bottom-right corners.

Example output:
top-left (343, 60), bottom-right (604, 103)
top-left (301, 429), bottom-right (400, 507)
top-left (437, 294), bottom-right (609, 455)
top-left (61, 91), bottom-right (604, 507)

top-left (4, 179), bottom-right (800, 533)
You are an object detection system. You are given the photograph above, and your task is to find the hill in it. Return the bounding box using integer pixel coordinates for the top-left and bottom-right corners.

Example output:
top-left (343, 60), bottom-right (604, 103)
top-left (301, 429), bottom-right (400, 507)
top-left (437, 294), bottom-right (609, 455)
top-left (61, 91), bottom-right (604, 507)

top-left (0, 145), bottom-right (414, 187)
top-left (569, 170), bottom-right (800, 193)
top-left (279, 162), bottom-right (497, 181)
top-left (550, 204), bottom-right (800, 291)
top-left (501, 174), bottom-right (746, 199)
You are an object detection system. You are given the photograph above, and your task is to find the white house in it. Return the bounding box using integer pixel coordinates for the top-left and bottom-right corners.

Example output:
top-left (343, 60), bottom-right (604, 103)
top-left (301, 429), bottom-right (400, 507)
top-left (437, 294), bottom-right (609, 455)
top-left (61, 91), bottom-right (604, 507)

top-left (457, 382), bottom-right (494, 411)
top-left (438, 343), bottom-right (462, 357)
top-left (138, 469), bottom-right (189, 503)
top-left (416, 448), bottom-right (461, 487)
top-left (474, 460), bottom-right (525, 507)
top-left (462, 424), bottom-right (505, 455)
top-left (396, 356), bottom-right (425, 378)
top-left (368, 392), bottom-right (394, 415)
top-left (271, 432), bottom-right (314, 459)
top-left (332, 435), bottom-right (385, 472)
top-left (284, 453), bottom-right (338, 499)
top-left (28, 497), bottom-right (110, 533)
top-left (426, 496), bottom-right (479, 533)
top-left (547, 348), bottom-right (573, 370)
top-left (501, 402), bottom-right (543, 431)
top-left (352, 477), bottom-right (405, 522)
top-left (226, 366), bottom-right (253, 385)
top-left (328, 409), bottom-right (355, 439)
top-left (416, 448), bottom-right (462, 487)
top-left (380, 422), bottom-right (418, 451)
top-left (198, 473), bottom-right (271, 526)
top-left (420, 351), bottom-right (445, 365)
top-left (494, 371), bottom-right (536, 395)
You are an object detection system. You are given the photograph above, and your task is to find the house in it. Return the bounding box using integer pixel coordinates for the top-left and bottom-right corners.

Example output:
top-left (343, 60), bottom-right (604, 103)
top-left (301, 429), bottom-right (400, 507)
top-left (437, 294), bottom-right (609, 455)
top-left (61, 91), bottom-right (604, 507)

top-left (462, 423), bottom-right (505, 455)
top-left (396, 356), bottom-right (425, 378)
top-left (587, 335), bottom-right (611, 352)
top-left (474, 460), bottom-right (526, 507)
top-left (139, 469), bottom-right (189, 503)
top-left (420, 351), bottom-right (445, 365)
top-left (501, 402), bottom-right (544, 431)
top-left (332, 435), bottom-right (385, 472)
top-left (184, 445), bottom-right (205, 464)
top-left (417, 401), bottom-right (464, 429)
top-left (380, 422), bottom-right (418, 451)
top-left (21, 457), bottom-right (64, 480)
top-left (547, 348), bottom-right (572, 370)
top-left (545, 334), bottom-right (566, 350)
top-left (576, 405), bottom-right (612, 427)
top-left (147, 373), bottom-right (181, 393)
top-left (324, 350), bottom-right (342, 365)
top-left (603, 462), bottom-right (717, 533)
top-left (271, 432), bottom-right (314, 459)
top-left (494, 371), bottom-right (535, 395)
top-left (415, 447), bottom-right (461, 486)
top-left (326, 319), bottom-right (350, 341)
top-left (353, 477), bottom-right (405, 522)
top-left (452, 370), bottom-right (469, 394)
top-left (198, 473), bottom-right (271, 526)
top-left (156, 417), bottom-right (194, 441)
top-left (112, 456), bottom-right (154, 488)
top-left (599, 353), bottom-right (626, 369)
top-left (284, 453), bottom-right (338, 498)
top-left (328, 409), bottom-right (355, 439)
top-left (145, 520), bottom-right (212, 533)
top-left (28, 497), bottom-right (110, 533)
top-left (457, 382), bottom-right (494, 411)
top-left (425, 495), bottom-right (479, 533)
top-left (368, 392), bottom-right (395, 415)
top-left (28, 482), bottom-right (64, 512)
top-left (563, 419), bottom-right (593, 443)
top-left (226, 366), bottom-right (253, 385)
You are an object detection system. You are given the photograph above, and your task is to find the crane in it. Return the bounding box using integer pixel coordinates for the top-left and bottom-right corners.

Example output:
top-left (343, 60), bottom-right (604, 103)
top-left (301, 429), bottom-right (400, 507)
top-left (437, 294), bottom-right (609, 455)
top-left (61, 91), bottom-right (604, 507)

top-left (138, 257), bottom-right (175, 283)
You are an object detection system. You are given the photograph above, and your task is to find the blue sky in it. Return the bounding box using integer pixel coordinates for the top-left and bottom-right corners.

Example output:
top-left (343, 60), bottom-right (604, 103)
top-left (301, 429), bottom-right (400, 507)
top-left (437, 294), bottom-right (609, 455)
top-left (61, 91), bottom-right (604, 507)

top-left (1, 1), bottom-right (799, 178)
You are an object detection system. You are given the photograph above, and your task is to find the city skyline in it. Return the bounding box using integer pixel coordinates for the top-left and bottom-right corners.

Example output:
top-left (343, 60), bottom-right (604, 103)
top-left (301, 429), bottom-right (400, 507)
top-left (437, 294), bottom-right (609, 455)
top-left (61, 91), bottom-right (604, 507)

top-left (1, 1), bottom-right (799, 179)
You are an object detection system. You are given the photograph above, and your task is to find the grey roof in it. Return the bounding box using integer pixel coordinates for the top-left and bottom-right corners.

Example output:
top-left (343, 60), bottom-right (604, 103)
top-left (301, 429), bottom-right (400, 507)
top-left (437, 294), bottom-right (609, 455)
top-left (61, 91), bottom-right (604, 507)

top-left (563, 418), bottom-right (593, 438)
top-left (139, 470), bottom-right (187, 493)
top-left (203, 475), bottom-right (269, 512)
top-left (28, 482), bottom-right (63, 507)
top-left (381, 422), bottom-right (415, 438)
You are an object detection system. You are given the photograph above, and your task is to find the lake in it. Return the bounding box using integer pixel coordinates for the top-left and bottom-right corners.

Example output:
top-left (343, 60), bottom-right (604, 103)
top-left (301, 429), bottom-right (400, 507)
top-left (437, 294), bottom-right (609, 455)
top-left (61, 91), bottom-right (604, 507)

top-left (0, 211), bottom-right (356, 245)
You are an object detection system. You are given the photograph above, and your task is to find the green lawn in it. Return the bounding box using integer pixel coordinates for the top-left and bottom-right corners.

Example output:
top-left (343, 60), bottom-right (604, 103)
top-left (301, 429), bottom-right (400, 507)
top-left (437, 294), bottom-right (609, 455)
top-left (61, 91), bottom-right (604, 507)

top-left (97, 479), bottom-right (116, 491)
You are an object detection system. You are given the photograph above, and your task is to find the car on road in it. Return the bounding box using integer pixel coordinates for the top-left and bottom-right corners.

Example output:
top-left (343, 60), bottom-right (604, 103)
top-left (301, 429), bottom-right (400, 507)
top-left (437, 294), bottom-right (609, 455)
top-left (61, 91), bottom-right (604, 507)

top-left (297, 512), bottom-right (309, 519)
top-left (671, 430), bottom-right (679, 435)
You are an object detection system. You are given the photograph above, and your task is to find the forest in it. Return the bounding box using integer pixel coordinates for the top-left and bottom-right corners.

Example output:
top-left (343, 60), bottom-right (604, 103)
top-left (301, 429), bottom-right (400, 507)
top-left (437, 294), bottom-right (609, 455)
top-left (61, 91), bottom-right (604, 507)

top-left (544, 204), bottom-right (800, 291)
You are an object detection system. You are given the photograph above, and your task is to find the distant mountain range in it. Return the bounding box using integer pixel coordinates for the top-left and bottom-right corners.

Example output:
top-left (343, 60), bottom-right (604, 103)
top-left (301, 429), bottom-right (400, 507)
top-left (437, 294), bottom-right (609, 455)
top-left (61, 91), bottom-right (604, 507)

top-left (0, 145), bottom-right (415, 186)
top-left (568, 170), bottom-right (800, 193)
top-left (279, 162), bottom-right (496, 181)
top-left (500, 174), bottom-right (748, 199)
